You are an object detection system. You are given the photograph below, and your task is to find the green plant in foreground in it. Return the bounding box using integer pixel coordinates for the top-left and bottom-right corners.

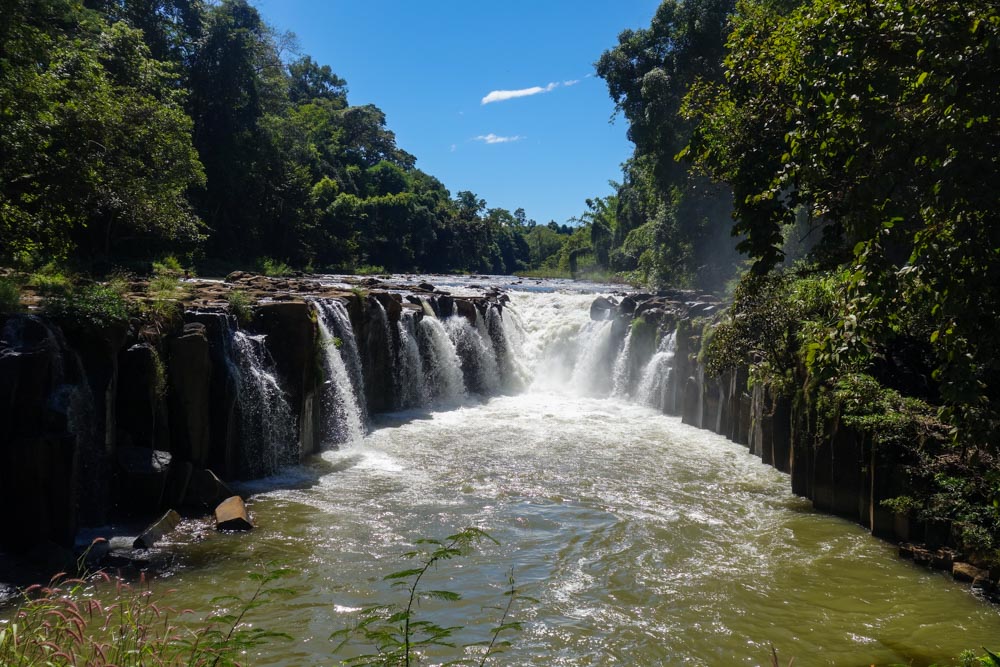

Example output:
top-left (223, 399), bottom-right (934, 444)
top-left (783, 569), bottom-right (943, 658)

top-left (332, 528), bottom-right (534, 667)
top-left (0, 565), bottom-right (293, 666)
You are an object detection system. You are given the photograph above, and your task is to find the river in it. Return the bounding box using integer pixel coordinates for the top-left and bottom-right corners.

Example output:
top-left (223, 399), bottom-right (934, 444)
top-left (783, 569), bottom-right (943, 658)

top-left (157, 285), bottom-right (999, 665)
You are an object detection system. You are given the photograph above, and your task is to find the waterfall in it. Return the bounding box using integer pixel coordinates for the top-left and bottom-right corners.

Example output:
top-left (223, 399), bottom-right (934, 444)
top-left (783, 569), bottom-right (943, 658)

top-left (313, 300), bottom-right (366, 447)
top-left (445, 315), bottom-right (500, 396)
top-left (396, 312), bottom-right (429, 408)
top-left (320, 300), bottom-right (367, 422)
top-left (635, 330), bottom-right (678, 412)
top-left (611, 328), bottom-right (635, 398)
top-left (231, 330), bottom-right (296, 477)
top-left (418, 317), bottom-right (466, 404)
top-left (485, 305), bottom-right (521, 392)
top-left (566, 320), bottom-right (616, 395)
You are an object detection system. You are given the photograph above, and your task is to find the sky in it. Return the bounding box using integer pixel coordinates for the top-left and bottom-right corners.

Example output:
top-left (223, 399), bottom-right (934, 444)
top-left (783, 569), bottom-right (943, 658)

top-left (256, 1), bottom-right (661, 226)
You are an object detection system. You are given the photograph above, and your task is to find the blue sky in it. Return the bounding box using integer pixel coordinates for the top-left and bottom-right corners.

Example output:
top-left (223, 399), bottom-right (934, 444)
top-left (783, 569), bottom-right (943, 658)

top-left (256, 1), bottom-right (661, 225)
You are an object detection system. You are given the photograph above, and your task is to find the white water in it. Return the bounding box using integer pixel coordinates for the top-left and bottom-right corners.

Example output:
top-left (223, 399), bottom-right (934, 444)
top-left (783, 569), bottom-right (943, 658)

top-left (313, 300), bottom-right (366, 447)
top-left (636, 330), bottom-right (678, 413)
top-left (395, 312), bottom-right (429, 408)
top-left (445, 314), bottom-right (501, 396)
top-left (417, 316), bottom-right (467, 405)
top-left (161, 287), bottom-right (1000, 665)
top-left (231, 330), bottom-right (296, 477)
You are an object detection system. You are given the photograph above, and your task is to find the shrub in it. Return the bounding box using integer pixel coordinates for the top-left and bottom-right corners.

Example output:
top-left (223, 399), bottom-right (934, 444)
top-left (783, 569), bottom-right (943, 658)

top-left (0, 277), bottom-right (22, 313)
top-left (226, 290), bottom-right (253, 326)
top-left (44, 284), bottom-right (130, 328)
top-left (354, 264), bottom-right (386, 276)
top-left (27, 262), bottom-right (72, 296)
top-left (258, 257), bottom-right (294, 277)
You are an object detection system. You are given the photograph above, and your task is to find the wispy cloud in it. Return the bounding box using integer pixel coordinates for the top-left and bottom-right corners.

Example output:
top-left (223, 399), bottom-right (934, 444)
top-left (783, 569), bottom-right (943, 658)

top-left (481, 82), bottom-right (558, 105)
top-left (473, 133), bottom-right (523, 144)
top-left (563, 79), bottom-right (580, 86)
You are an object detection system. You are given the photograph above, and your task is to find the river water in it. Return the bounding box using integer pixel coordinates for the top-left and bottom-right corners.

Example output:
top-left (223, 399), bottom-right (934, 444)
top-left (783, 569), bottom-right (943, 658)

top-left (160, 287), bottom-right (999, 665)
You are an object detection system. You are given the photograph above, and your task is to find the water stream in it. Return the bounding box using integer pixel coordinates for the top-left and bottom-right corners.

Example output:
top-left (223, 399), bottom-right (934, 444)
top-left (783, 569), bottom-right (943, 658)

top-left (158, 288), bottom-right (998, 665)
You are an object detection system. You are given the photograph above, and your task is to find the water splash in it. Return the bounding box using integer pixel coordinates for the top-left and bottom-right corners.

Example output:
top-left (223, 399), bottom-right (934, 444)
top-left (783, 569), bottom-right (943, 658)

top-left (313, 300), bottom-right (366, 448)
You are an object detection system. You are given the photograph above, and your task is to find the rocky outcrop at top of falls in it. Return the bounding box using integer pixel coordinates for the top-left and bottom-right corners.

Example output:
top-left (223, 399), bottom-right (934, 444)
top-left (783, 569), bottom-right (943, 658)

top-left (0, 273), bottom-right (511, 558)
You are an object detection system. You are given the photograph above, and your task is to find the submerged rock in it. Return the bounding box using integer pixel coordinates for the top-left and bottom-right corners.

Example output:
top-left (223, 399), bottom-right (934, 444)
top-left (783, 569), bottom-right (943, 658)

top-left (133, 509), bottom-right (181, 549)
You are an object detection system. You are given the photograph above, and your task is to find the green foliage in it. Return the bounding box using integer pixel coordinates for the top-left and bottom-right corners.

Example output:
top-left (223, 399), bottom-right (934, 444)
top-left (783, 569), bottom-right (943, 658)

top-left (44, 283), bottom-right (130, 329)
top-left (355, 265), bottom-right (387, 276)
top-left (226, 289), bottom-right (253, 326)
top-left (331, 528), bottom-right (533, 666)
top-left (27, 263), bottom-right (72, 296)
top-left (257, 257), bottom-right (294, 277)
top-left (0, 277), bottom-right (22, 313)
top-left (0, 565), bottom-right (292, 666)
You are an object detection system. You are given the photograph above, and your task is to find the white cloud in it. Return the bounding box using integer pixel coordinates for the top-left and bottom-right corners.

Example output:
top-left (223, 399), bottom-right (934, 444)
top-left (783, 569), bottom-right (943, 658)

top-left (473, 133), bottom-right (523, 144)
top-left (563, 79), bottom-right (580, 86)
top-left (450, 144), bottom-right (457, 152)
top-left (481, 82), bottom-right (558, 105)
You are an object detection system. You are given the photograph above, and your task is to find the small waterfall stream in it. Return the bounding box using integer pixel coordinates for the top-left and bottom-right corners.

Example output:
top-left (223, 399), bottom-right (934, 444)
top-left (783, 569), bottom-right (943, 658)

top-left (314, 300), bottom-right (366, 447)
top-left (418, 316), bottom-right (466, 405)
top-left (230, 330), bottom-right (296, 477)
top-left (444, 315), bottom-right (500, 396)
top-left (395, 312), bottom-right (429, 409)
top-left (635, 330), bottom-right (678, 413)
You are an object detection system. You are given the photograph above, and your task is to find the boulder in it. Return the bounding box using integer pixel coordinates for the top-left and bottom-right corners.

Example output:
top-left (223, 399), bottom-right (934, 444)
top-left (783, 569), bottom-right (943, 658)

top-left (590, 296), bottom-right (615, 321)
top-left (417, 282), bottom-right (435, 292)
top-left (133, 509), bottom-right (181, 549)
top-left (953, 561), bottom-right (988, 583)
top-left (215, 496), bottom-right (253, 531)
top-left (455, 299), bottom-right (477, 324)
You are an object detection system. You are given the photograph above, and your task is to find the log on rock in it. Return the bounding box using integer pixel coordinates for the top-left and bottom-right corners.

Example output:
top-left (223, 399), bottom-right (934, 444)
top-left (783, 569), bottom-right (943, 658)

top-left (215, 496), bottom-right (253, 532)
top-left (133, 509), bottom-right (182, 549)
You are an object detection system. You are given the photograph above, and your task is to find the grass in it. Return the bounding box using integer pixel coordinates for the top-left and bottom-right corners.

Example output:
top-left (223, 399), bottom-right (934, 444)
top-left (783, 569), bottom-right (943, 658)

top-left (0, 565), bottom-right (293, 667)
top-left (0, 277), bottom-right (22, 313)
top-left (353, 265), bottom-right (387, 276)
top-left (257, 257), bottom-right (294, 277)
top-left (226, 290), bottom-right (253, 326)
top-left (44, 284), bottom-right (130, 329)
top-left (27, 262), bottom-right (72, 296)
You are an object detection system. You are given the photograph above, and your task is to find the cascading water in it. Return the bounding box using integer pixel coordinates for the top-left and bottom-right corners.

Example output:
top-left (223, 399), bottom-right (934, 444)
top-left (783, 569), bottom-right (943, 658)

top-left (417, 316), bottom-right (466, 405)
top-left (485, 305), bottom-right (522, 392)
top-left (610, 327), bottom-right (634, 398)
top-left (320, 299), bottom-right (368, 424)
top-left (314, 300), bottom-right (366, 447)
top-left (635, 330), bottom-right (678, 413)
top-left (444, 315), bottom-right (500, 395)
top-left (230, 330), bottom-right (296, 477)
top-left (159, 284), bottom-right (1000, 666)
top-left (395, 312), bottom-right (429, 409)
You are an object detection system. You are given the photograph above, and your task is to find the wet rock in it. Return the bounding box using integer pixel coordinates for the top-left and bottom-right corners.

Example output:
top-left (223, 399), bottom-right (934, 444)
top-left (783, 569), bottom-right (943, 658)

top-left (133, 509), bottom-right (181, 549)
top-left (618, 296), bottom-right (637, 315)
top-left (225, 271), bottom-right (247, 283)
top-left (417, 282), bottom-right (435, 292)
top-left (167, 326), bottom-right (211, 465)
top-left (185, 467), bottom-right (236, 510)
top-left (215, 496), bottom-right (253, 531)
top-left (455, 299), bottom-right (477, 324)
top-left (590, 296), bottom-right (615, 321)
top-left (953, 561), bottom-right (989, 583)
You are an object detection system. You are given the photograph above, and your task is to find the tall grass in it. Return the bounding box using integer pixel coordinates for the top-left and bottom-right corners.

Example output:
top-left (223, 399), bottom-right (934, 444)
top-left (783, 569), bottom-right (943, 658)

top-left (0, 566), bottom-right (292, 667)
